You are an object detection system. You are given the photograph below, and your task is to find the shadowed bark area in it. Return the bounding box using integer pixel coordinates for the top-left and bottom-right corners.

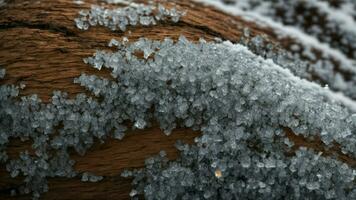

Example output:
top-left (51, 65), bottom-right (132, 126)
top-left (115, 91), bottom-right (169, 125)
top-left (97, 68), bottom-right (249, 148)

top-left (0, 0), bottom-right (355, 199)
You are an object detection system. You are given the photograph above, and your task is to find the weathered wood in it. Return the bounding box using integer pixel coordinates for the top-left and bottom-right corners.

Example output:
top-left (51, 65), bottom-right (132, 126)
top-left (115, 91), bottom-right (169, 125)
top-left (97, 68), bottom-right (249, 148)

top-left (0, 0), bottom-right (355, 199)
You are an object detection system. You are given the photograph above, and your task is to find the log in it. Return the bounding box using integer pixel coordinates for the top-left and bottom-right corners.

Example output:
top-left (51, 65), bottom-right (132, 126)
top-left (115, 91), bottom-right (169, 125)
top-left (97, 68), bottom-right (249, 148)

top-left (0, 0), bottom-right (354, 199)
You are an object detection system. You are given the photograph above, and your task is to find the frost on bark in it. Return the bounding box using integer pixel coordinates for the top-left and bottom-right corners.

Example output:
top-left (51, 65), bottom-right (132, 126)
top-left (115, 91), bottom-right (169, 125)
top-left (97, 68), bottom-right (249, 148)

top-left (0, 0), bottom-right (356, 200)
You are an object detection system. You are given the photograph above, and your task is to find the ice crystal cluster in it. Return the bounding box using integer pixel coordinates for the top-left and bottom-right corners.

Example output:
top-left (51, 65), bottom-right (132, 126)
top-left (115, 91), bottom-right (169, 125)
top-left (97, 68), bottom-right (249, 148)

top-left (1, 1), bottom-right (356, 200)
top-left (214, 0), bottom-right (356, 59)
top-left (75, 3), bottom-right (186, 31)
top-left (250, 33), bottom-right (356, 101)
top-left (80, 37), bottom-right (356, 199)
top-left (201, 0), bottom-right (356, 100)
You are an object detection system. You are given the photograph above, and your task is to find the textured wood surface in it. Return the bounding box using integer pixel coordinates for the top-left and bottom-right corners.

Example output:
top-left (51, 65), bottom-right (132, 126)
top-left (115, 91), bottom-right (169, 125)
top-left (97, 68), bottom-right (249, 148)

top-left (0, 0), bottom-right (355, 199)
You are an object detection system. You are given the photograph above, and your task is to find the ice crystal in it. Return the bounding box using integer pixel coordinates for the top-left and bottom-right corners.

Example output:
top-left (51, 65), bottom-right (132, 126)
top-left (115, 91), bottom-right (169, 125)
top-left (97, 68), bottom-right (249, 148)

top-left (73, 0), bottom-right (84, 5)
top-left (81, 172), bottom-right (103, 182)
top-left (0, 0), bottom-right (5, 7)
top-left (0, 68), bottom-right (5, 79)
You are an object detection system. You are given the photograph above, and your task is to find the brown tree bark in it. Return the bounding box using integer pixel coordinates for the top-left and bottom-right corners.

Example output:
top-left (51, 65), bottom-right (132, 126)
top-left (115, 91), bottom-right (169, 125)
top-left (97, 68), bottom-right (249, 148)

top-left (0, 0), bottom-right (354, 199)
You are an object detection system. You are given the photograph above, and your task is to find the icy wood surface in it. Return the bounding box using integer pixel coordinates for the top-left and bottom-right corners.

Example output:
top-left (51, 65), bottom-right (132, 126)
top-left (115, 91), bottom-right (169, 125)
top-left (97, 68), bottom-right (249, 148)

top-left (0, 0), bottom-right (355, 199)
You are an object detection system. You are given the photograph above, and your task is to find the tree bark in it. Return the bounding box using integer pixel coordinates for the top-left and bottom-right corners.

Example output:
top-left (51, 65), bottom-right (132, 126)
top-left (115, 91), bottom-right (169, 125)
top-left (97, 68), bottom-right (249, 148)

top-left (0, 0), bottom-right (354, 199)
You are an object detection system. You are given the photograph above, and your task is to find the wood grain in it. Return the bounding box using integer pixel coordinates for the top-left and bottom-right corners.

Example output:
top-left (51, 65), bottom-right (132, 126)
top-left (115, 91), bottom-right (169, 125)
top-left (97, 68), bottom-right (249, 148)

top-left (0, 0), bottom-right (355, 199)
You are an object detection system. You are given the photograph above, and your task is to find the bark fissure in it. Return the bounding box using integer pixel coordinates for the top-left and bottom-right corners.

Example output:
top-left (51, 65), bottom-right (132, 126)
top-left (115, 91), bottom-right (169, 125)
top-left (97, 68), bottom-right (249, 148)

top-left (0, 21), bottom-right (77, 37)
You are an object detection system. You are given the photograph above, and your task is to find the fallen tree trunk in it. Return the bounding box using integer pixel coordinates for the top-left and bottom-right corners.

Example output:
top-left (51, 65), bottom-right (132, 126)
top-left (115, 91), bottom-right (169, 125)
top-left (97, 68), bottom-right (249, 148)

top-left (0, 0), bottom-right (355, 199)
